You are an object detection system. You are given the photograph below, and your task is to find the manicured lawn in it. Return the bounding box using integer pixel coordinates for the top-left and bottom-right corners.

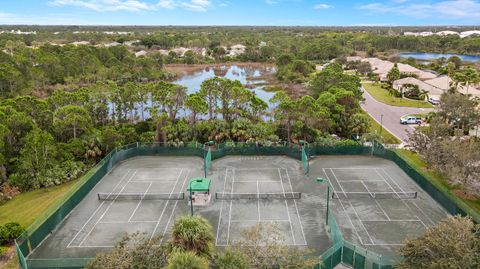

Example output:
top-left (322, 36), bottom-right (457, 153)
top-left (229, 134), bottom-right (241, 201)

top-left (363, 82), bottom-right (433, 108)
top-left (365, 113), bottom-right (401, 144)
top-left (0, 180), bottom-right (78, 227)
top-left (0, 180), bottom-right (78, 269)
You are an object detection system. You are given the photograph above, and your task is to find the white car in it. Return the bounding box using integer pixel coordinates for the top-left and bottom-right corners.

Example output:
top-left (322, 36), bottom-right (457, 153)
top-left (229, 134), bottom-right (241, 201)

top-left (428, 97), bottom-right (440, 105)
top-left (400, 116), bottom-right (422, 125)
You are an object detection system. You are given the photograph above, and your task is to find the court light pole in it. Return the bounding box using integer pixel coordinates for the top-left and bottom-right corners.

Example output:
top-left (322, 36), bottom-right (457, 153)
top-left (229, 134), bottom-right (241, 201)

top-left (316, 177), bottom-right (330, 225)
top-left (189, 180), bottom-right (194, 216)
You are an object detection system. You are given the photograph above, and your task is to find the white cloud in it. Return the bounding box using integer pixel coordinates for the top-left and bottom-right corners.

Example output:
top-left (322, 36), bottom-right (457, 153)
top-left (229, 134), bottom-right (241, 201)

top-left (49, 0), bottom-right (154, 12)
top-left (314, 3), bottom-right (332, 9)
top-left (157, 0), bottom-right (176, 9)
top-left (181, 0), bottom-right (211, 12)
top-left (50, 0), bottom-right (214, 12)
top-left (359, 0), bottom-right (480, 19)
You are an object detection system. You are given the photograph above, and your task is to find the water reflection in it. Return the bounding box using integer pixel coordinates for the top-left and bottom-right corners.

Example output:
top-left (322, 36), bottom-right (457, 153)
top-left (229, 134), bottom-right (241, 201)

top-left (172, 64), bottom-right (277, 104)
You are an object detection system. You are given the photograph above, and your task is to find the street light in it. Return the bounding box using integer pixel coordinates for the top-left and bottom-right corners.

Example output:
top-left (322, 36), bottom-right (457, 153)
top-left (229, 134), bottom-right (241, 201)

top-left (316, 177), bottom-right (331, 225)
top-left (380, 114), bottom-right (384, 136)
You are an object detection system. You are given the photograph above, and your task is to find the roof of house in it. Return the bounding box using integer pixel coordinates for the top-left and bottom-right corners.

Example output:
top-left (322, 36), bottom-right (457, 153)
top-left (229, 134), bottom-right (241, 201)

top-left (425, 76), bottom-right (480, 96)
top-left (393, 77), bottom-right (445, 96)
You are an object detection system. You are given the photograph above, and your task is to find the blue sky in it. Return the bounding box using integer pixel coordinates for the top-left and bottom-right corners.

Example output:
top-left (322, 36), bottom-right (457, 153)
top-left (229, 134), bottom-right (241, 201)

top-left (1, 0), bottom-right (480, 25)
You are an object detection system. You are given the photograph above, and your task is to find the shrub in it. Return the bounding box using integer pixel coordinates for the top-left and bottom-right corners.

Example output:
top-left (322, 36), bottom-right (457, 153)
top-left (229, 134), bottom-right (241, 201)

top-left (166, 251), bottom-right (209, 269)
top-left (213, 249), bottom-right (248, 269)
top-left (0, 183), bottom-right (20, 204)
top-left (0, 246), bottom-right (9, 256)
top-left (169, 216), bottom-right (214, 258)
top-left (0, 222), bottom-right (25, 244)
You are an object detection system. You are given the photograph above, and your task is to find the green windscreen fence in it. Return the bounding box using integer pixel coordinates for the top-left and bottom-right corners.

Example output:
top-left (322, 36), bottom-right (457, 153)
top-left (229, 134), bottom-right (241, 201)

top-left (302, 146), bottom-right (309, 174)
top-left (15, 141), bottom-right (478, 269)
top-left (204, 147), bottom-right (212, 177)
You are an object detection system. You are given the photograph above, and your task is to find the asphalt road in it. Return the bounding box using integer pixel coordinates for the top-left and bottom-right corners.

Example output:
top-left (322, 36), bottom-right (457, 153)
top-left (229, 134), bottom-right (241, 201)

top-left (361, 87), bottom-right (434, 143)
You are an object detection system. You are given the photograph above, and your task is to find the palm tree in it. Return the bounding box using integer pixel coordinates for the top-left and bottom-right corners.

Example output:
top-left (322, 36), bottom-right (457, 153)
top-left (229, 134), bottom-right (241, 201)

top-left (169, 216), bottom-right (214, 258)
top-left (418, 89), bottom-right (429, 101)
top-left (166, 252), bottom-right (209, 269)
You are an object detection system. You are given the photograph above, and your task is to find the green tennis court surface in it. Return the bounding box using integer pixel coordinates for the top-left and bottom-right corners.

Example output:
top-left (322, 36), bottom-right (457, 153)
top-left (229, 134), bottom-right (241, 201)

top-left (27, 155), bottom-right (448, 261)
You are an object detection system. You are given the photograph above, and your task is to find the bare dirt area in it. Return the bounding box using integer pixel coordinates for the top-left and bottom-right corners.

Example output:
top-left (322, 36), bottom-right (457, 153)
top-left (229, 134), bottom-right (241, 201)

top-left (0, 245), bottom-right (15, 269)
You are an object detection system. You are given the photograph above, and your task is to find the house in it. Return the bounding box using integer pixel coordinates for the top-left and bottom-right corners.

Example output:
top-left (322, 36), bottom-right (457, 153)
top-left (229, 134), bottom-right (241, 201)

top-left (361, 58), bottom-right (434, 82)
top-left (393, 77), bottom-right (445, 98)
top-left (460, 30), bottom-right (480, 38)
top-left (425, 76), bottom-right (480, 96)
top-left (436, 31), bottom-right (459, 36)
top-left (135, 50), bottom-right (147, 57)
top-left (228, 44), bottom-right (246, 56)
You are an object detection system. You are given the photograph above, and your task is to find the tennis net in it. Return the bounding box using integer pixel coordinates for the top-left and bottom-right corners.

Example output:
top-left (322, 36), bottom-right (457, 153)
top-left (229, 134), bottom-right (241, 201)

top-left (332, 191), bottom-right (417, 199)
top-left (215, 192), bottom-right (301, 200)
top-left (97, 192), bottom-right (185, 201)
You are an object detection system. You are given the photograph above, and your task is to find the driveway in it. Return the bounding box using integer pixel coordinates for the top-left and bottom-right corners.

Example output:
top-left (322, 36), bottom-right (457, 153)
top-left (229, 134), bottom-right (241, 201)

top-left (361, 87), bottom-right (434, 143)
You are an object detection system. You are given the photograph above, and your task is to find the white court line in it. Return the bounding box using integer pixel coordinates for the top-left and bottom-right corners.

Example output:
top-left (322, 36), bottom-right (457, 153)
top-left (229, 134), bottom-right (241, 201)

top-left (377, 169), bottom-right (433, 227)
top-left (322, 168), bottom-right (364, 245)
top-left (128, 182), bottom-right (153, 222)
top-left (235, 180), bottom-right (279, 183)
top-left (226, 168), bottom-right (235, 245)
top-left (78, 169), bottom-right (138, 247)
top-left (216, 242), bottom-right (308, 247)
top-left (256, 180), bottom-right (261, 221)
top-left (160, 169), bottom-right (191, 241)
top-left (99, 220), bottom-right (158, 223)
top-left (67, 169), bottom-right (132, 248)
top-left (340, 180), bottom-right (385, 183)
top-left (215, 168), bottom-right (230, 246)
top-left (361, 180), bottom-right (391, 221)
top-left (277, 168), bottom-right (296, 245)
top-left (330, 168), bottom-right (375, 245)
top-left (285, 169), bottom-right (307, 245)
top-left (150, 168), bottom-right (184, 240)
top-left (375, 169), bottom-right (430, 229)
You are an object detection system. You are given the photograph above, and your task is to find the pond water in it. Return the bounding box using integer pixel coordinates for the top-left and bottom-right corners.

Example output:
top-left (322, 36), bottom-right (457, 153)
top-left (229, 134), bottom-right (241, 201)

top-left (399, 52), bottom-right (480, 62)
top-left (171, 64), bottom-right (277, 104)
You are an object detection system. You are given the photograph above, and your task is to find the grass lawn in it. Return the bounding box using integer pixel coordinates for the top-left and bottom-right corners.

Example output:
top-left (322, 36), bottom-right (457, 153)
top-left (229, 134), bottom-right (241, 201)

top-left (0, 180), bottom-right (78, 227)
top-left (0, 180), bottom-right (78, 269)
top-left (363, 82), bottom-right (433, 108)
top-left (395, 149), bottom-right (480, 221)
top-left (365, 112), bottom-right (402, 144)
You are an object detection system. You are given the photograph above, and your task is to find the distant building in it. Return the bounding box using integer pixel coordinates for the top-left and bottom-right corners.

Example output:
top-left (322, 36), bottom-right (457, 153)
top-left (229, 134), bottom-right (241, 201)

top-left (135, 50), bottom-right (147, 57)
top-left (393, 77), bottom-right (444, 98)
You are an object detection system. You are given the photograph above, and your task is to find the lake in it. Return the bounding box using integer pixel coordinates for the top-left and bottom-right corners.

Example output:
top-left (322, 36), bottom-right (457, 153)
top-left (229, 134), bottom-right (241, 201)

top-left (169, 63), bottom-right (277, 104)
top-left (399, 52), bottom-right (480, 63)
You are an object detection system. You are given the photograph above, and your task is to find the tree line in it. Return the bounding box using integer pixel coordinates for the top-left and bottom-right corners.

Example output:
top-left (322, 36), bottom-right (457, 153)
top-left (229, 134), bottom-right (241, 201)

top-left (0, 63), bottom-right (367, 197)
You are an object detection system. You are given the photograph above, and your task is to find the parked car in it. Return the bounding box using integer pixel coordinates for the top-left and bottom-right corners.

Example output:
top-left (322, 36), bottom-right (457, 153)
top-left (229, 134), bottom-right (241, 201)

top-left (428, 97), bottom-right (440, 105)
top-left (400, 115), bottom-right (422, 125)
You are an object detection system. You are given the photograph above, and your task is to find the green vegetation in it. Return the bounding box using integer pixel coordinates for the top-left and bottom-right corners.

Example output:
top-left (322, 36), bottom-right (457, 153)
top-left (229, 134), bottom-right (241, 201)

top-left (87, 216), bottom-right (317, 269)
top-left (397, 216), bottom-right (480, 269)
top-left (362, 82), bottom-right (432, 108)
top-left (395, 149), bottom-right (480, 216)
top-left (365, 113), bottom-right (401, 144)
top-left (0, 180), bottom-right (77, 226)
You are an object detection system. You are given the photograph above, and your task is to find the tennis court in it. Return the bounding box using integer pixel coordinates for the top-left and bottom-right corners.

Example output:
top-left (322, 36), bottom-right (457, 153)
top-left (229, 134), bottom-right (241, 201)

top-left (28, 155), bottom-right (330, 261)
top-left (27, 153), bottom-right (448, 262)
top-left (310, 155), bottom-right (448, 255)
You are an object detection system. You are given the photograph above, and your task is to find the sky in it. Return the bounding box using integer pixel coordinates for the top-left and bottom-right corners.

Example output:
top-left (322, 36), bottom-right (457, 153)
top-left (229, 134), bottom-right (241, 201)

top-left (0, 0), bottom-right (480, 26)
